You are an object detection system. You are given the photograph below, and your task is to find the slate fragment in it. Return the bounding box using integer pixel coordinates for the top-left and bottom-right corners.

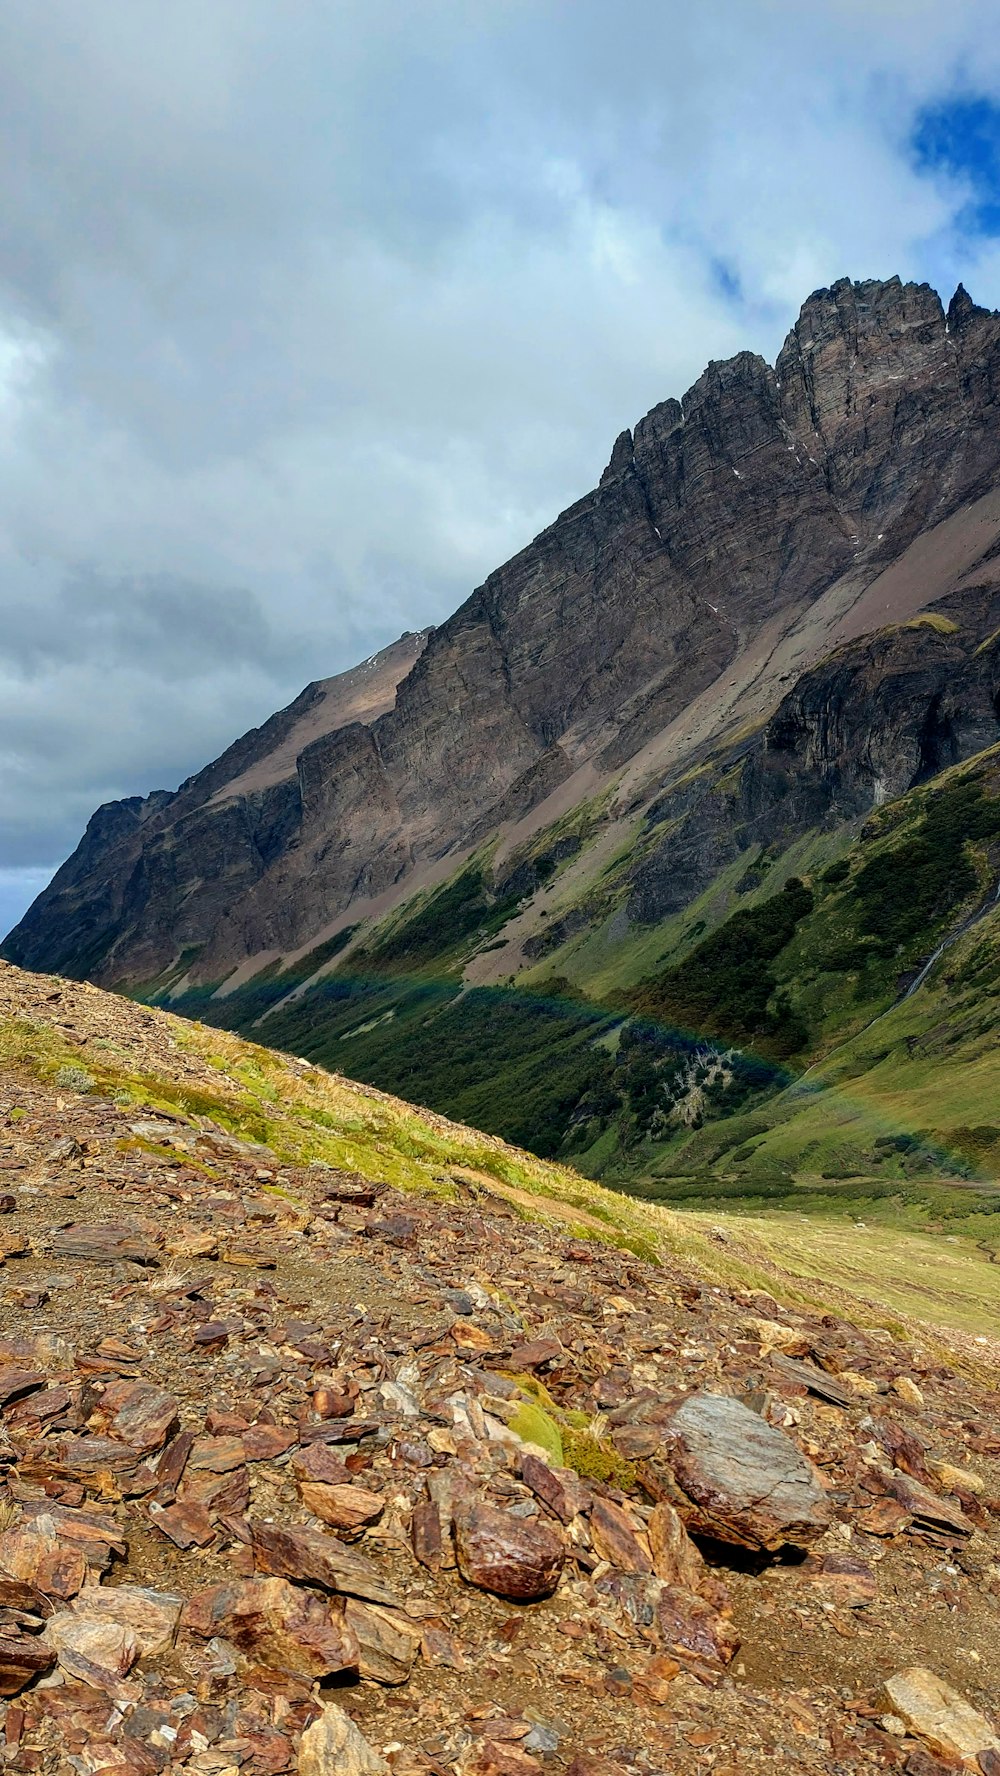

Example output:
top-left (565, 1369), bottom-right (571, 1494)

top-left (0, 1631), bottom-right (55, 1696)
top-left (50, 1223), bottom-right (161, 1265)
top-left (250, 1519), bottom-right (400, 1605)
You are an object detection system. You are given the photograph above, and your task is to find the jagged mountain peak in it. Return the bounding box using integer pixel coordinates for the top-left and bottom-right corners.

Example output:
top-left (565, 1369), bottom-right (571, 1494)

top-left (8, 272), bottom-right (1000, 996)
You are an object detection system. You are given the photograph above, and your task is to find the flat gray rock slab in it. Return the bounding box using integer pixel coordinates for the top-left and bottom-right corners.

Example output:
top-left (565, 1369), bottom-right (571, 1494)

top-left (659, 1391), bottom-right (833, 1551)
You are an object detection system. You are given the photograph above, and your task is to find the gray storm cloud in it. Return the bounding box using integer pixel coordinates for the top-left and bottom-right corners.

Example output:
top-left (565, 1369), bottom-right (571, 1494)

top-left (2, 0), bottom-right (1000, 931)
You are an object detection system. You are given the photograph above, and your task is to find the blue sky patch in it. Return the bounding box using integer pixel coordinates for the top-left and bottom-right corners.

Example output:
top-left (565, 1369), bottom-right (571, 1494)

top-left (912, 96), bottom-right (1000, 238)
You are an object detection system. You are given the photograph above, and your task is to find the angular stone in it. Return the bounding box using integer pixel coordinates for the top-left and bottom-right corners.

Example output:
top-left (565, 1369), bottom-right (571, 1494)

top-left (292, 1443), bottom-right (353, 1486)
top-left (807, 1552), bottom-right (878, 1608)
top-left (342, 1598), bottom-right (421, 1685)
top-left (50, 1223), bottom-right (160, 1265)
top-left (243, 1423), bottom-right (297, 1461)
top-left (153, 1429), bottom-right (194, 1500)
top-left (0, 1630), bottom-right (55, 1696)
top-left (886, 1472), bottom-right (972, 1542)
top-left (654, 1584), bottom-right (740, 1671)
top-left (657, 1392), bottom-right (832, 1551)
top-left (0, 1575), bottom-right (53, 1620)
top-left (182, 1575), bottom-right (360, 1681)
top-left (411, 1498), bottom-right (443, 1570)
top-left (45, 1610), bottom-right (138, 1689)
top-left (455, 1502), bottom-right (565, 1600)
top-left (18, 1499), bottom-right (127, 1564)
top-left (0, 1368), bottom-right (46, 1408)
top-left (297, 1700), bottom-right (389, 1776)
top-left (508, 1339), bottom-right (563, 1371)
top-left (186, 1434), bottom-right (246, 1473)
top-left (40, 1433), bottom-right (141, 1474)
top-left (588, 1497), bottom-right (652, 1575)
top-left (882, 1668), bottom-right (1000, 1766)
top-left (856, 1495), bottom-right (912, 1537)
top-left (63, 1583), bottom-right (183, 1655)
top-left (148, 1498), bottom-right (216, 1549)
top-left (647, 1500), bottom-right (707, 1592)
top-left (0, 1520), bottom-right (87, 1599)
top-left (769, 1352), bottom-right (855, 1407)
top-left (298, 1481), bottom-right (384, 1537)
top-left (250, 1519), bottom-right (399, 1605)
top-left (100, 1379), bottom-right (180, 1454)
top-left (518, 1453), bottom-right (591, 1525)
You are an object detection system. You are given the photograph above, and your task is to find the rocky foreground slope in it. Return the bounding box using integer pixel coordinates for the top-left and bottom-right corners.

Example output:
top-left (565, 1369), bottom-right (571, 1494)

top-left (1, 962), bottom-right (999, 1774)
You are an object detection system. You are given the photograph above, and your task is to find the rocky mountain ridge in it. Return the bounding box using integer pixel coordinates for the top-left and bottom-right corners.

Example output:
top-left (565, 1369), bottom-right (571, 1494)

top-left (9, 276), bottom-right (1000, 995)
top-left (1, 960), bottom-right (999, 1775)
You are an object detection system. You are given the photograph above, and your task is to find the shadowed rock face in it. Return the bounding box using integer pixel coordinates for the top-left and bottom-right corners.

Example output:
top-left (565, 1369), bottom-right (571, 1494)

top-left (7, 276), bottom-right (1000, 987)
top-left (626, 587), bottom-right (1000, 926)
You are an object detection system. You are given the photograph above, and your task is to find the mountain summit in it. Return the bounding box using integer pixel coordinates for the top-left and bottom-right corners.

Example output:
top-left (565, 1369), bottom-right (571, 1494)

top-left (8, 276), bottom-right (1000, 996)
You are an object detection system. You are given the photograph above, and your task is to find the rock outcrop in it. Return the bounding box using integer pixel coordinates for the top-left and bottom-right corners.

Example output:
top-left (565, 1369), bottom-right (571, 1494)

top-left (627, 586), bottom-right (1000, 925)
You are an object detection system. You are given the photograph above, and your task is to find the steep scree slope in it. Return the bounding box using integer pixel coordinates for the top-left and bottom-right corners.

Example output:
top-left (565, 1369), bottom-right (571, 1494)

top-left (1, 961), bottom-right (1000, 1774)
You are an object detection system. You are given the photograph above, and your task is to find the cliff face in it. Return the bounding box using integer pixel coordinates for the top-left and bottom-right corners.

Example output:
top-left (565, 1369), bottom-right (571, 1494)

top-left (8, 276), bottom-right (1000, 988)
top-left (626, 588), bottom-right (1000, 926)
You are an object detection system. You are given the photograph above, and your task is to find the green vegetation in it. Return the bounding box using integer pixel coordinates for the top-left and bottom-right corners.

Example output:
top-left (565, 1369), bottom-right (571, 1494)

top-left (626, 877), bottom-right (814, 1059)
top-left (850, 777), bottom-right (1000, 954)
top-left (138, 735), bottom-right (1000, 1320)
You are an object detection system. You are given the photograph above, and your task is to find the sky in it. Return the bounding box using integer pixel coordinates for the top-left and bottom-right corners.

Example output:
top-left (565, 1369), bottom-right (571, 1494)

top-left (3, 0), bottom-right (1000, 939)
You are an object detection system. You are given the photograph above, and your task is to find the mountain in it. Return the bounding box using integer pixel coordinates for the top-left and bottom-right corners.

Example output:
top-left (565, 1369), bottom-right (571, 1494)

top-left (1, 956), bottom-right (999, 1774)
top-left (7, 274), bottom-right (1000, 1209)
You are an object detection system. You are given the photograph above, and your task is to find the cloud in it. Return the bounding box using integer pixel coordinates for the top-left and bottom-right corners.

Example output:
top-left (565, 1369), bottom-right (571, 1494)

top-left (3, 0), bottom-right (1000, 938)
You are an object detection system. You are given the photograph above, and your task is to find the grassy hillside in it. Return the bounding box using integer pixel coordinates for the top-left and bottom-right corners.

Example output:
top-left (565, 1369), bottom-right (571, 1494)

top-left (4, 958), bottom-right (1000, 1355)
top-left (159, 743), bottom-right (1000, 1240)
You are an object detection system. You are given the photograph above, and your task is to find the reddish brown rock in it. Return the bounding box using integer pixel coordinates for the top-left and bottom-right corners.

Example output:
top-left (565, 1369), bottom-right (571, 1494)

top-left (886, 1471), bottom-right (972, 1543)
top-left (454, 1502), bottom-right (565, 1600)
top-left (0, 1368), bottom-right (45, 1408)
top-left (99, 1378), bottom-right (180, 1454)
top-left (654, 1585), bottom-right (741, 1671)
top-left (296, 1700), bottom-right (389, 1776)
top-left (182, 1575), bottom-right (360, 1681)
top-left (298, 1480), bottom-right (384, 1537)
top-left (249, 1519), bottom-right (399, 1605)
top-left (0, 1575), bottom-right (52, 1621)
top-left (588, 1497), bottom-right (652, 1575)
top-left (342, 1598), bottom-right (422, 1685)
top-left (292, 1443), bottom-right (353, 1486)
top-left (243, 1422), bottom-right (297, 1461)
top-left (411, 1498), bottom-right (443, 1570)
top-left (45, 1610), bottom-right (139, 1689)
top-left (518, 1453), bottom-right (591, 1525)
top-left (186, 1433), bottom-right (247, 1472)
top-left (0, 1631), bottom-right (55, 1696)
top-left (0, 1520), bottom-right (88, 1599)
top-left (147, 1498), bottom-right (216, 1549)
top-left (60, 1583), bottom-right (183, 1655)
top-left (178, 1461), bottom-right (250, 1518)
top-left (18, 1499), bottom-right (126, 1566)
top-left (647, 1500), bottom-right (707, 1592)
top-left (856, 1495), bottom-right (912, 1537)
top-left (50, 1223), bottom-right (160, 1265)
top-left (807, 1553), bottom-right (878, 1608)
top-left (508, 1339), bottom-right (563, 1371)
